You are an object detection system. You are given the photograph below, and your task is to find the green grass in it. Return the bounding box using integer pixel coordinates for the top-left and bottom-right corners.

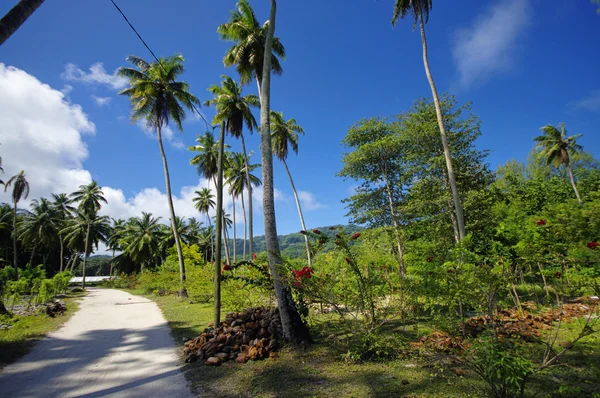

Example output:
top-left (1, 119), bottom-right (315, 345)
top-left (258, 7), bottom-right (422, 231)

top-left (0, 292), bottom-right (84, 369)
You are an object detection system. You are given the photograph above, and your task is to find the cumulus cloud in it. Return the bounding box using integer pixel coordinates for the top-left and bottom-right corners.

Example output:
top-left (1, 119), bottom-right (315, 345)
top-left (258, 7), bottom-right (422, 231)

top-left (452, 0), bottom-right (531, 90)
top-left (136, 121), bottom-right (185, 149)
top-left (62, 62), bottom-right (127, 90)
top-left (570, 90), bottom-right (600, 112)
top-left (91, 95), bottom-right (111, 106)
top-left (297, 191), bottom-right (326, 211)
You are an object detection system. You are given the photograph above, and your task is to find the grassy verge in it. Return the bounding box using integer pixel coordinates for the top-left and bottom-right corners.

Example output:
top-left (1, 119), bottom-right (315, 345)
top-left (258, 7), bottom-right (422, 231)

top-left (0, 291), bottom-right (85, 369)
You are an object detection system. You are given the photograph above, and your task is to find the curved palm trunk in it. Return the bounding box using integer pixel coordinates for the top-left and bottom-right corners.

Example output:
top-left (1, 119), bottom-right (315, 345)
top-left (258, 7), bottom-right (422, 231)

top-left (109, 249), bottom-right (115, 280)
top-left (12, 201), bottom-right (18, 279)
top-left (282, 159), bottom-right (312, 266)
top-left (29, 245), bottom-right (37, 267)
top-left (240, 191), bottom-right (247, 260)
top-left (418, 10), bottom-right (466, 240)
top-left (382, 167), bottom-right (405, 275)
top-left (240, 134), bottom-right (254, 258)
top-left (157, 125), bottom-right (187, 297)
top-left (82, 223), bottom-right (90, 289)
top-left (0, 0), bottom-right (45, 47)
top-left (214, 122), bottom-right (226, 327)
top-left (260, 0), bottom-right (310, 343)
top-left (222, 212), bottom-right (231, 265)
top-left (567, 166), bottom-right (582, 204)
top-left (232, 195), bottom-right (237, 263)
top-left (59, 235), bottom-right (64, 272)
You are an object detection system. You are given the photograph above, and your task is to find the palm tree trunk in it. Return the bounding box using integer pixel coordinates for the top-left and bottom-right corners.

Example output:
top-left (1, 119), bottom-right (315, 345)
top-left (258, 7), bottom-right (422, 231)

top-left (232, 195), bottom-right (237, 263)
top-left (260, 0), bottom-right (310, 343)
top-left (109, 249), bottom-right (115, 280)
top-left (214, 121), bottom-right (226, 327)
top-left (82, 223), bottom-right (90, 289)
top-left (59, 235), bottom-right (64, 272)
top-left (207, 214), bottom-right (214, 261)
top-left (12, 201), bottom-right (18, 279)
top-left (282, 159), bottom-right (312, 266)
top-left (29, 245), bottom-right (37, 267)
top-left (222, 211), bottom-right (231, 265)
top-left (0, 0), bottom-right (45, 47)
top-left (418, 10), bottom-right (466, 240)
top-left (157, 125), bottom-right (187, 297)
top-left (382, 167), bottom-right (405, 275)
top-left (0, 299), bottom-right (8, 315)
top-left (567, 166), bottom-right (582, 204)
top-left (240, 133), bottom-right (254, 258)
top-left (240, 192), bottom-right (247, 260)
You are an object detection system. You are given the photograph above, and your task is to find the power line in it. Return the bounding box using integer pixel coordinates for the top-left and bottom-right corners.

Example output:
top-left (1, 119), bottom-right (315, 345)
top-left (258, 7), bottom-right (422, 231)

top-left (108, 0), bottom-right (215, 132)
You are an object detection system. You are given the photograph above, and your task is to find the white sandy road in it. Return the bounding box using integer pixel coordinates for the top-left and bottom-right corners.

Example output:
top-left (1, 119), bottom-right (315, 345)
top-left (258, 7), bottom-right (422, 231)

top-left (0, 288), bottom-right (193, 398)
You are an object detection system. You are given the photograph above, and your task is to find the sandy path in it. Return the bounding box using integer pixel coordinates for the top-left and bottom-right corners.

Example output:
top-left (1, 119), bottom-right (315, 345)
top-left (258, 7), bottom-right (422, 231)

top-left (0, 288), bottom-right (192, 398)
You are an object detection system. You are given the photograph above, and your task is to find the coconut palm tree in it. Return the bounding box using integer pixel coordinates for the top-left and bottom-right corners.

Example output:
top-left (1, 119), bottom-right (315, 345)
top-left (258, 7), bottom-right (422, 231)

top-left (185, 217), bottom-right (203, 245)
top-left (118, 55), bottom-right (199, 297)
top-left (106, 218), bottom-right (125, 279)
top-left (203, 75), bottom-right (259, 259)
top-left (270, 111), bottom-right (312, 265)
top-left (4, 170), bottom-right (29, 277)
top-left (534, 123), bottom-right (583, 204)
top-left (51, 193), bottom-right (74, 271)
top-left (258, 0), bottom-right (310, 343)
top-left (120, 213), bottom-right (165, 273)
top-left (226, 152), bottom-right (261, 260)
top-left (18, 198), bottom-right (57, 267)
top-left (218, 0), bottom-right (286, 96)
top-left (0, 0), bottom-right (45, 47)
top-left (391, 0), bottom-right (466, 240)
top-left (70, 182), bottom-right (107, 216)
top-left (62, 211), bottom-right (110, 288)
top-left (193, 188), bottom-right (216, 258)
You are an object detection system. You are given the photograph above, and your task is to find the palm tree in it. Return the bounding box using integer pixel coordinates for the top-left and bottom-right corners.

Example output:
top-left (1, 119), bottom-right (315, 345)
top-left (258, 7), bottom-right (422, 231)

top-left (4, 170), bottom-right (29, 277)
top-left (62, 211), bottom-right (110, 288)
top-left (18, 198), bottom-right (57, 267)
top-left (120, 213), bottom-right (165, 273)
top-left (70, 181), bottom-right (107, 216)
top-left (189, 132), bottom-right (221, 186)
top-left (226, 152), bottom-right (261, 260)
top-left (218, 0), bottom-right (286, 97)
top-left (106, 218), bottom-right (126, 279)
top-left (193, 187), bottom-right (216, 257)
top-left (534, 123), bottom-right (583, 204)
top-left (0, 0), bottom-right (45, 47)
top-left (118, 54), bottom-right (200, 298)
top-left (259, 0), bottom-right (310, 343)
top-left (51, 193), bottom-right (75, 272)
top-left (203, 75), bottom-right (260, 259)
top-left (270, 111), bottom-right (312, 266)
top-left (185, 217), bottom-right (203, 245)
top-left (391, 0), bottom-right (466, 240)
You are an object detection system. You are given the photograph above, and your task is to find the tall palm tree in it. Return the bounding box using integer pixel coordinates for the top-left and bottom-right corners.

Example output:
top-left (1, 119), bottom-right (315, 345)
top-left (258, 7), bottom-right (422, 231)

top-left (120, 213), bottom-right (165, 273)
top-left (193, 188), bottom-right (216, 258)
top-left (189, 132), bottom-right (221, 186)
top-left (218, 0), bottom-right (286, 96)
top-left (51, 193), bottom-right (75, 272)
top-left (259, 0), bottom-right (310, 343)
top-left (226, 152), bottom-right (261, 260)
top-left (270, 111), bottom-right (312, 266)
top-left (62, 211), bottom-right (110, 288)
top-left (118, 54), bottom-right (200, 298)
top-left (0, 0), bottom-right (45, 47)
top-left (185, 217), bottom-right (203, 245)
top-left (534, 123), bottom-right (583, 204)
top-left (106, 218), bottom-right (126, 279)
top-left (4, 170), bottom-right (29, 277)
top-left (391, 0), bottom-right (466, 240)
top-left (18, 198), bottom-right (57, 267)
top-left (203, 75), bottom-right (260, 259)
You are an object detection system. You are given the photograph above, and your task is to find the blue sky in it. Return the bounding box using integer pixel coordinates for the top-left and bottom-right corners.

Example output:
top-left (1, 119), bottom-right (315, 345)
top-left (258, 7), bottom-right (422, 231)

top-left (0, 0), bottom-right (599, 240)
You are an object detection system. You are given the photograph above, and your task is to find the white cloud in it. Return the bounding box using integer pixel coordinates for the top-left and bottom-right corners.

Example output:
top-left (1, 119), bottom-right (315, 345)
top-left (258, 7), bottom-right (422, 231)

top-left (452, 0), bottom-right (531, 90)
top-left (61, 84), bottom-right (73, 96)
top-left (62, 62), bottom-right (127, 90)
top-left (91, 95), bottom-right (111, 106)
top-left (136, 121), bottom-right (184, 149)
top-left (297, 191), bottom-right (326, 211)
top-left (571, 90), bottom-right (600, 111)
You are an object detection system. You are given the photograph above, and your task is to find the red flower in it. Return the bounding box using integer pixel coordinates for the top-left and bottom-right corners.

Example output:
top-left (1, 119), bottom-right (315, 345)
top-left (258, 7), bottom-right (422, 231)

top-left (381, 265), bottom-right (387, 269)
top-left (299, 230), bottom-right (307, 235)
top-left (223, 264), bottom-right (231, 271)
top-left (537, 219), bottom-right (547, 226)
top-left (313, 229), bottom-right (321, 235)
top-left (318, 239), bottom-right (325, 245)
top-left (554, 272), bottom-right (562, 279)
top-left (345, 257), bottom-right (351, 264)
top-left (351, 232), bottom-right (361, 240)
top-left (252, 252), bottom-right (257, 261)
top-left (292, 266), bottom-right (314, 280)
top-left (426, 256), bottom-right (434, 263)
top-left (428, 271), bottom-right (433, 275)
top-left (587, 241), bottom-right (599, 250)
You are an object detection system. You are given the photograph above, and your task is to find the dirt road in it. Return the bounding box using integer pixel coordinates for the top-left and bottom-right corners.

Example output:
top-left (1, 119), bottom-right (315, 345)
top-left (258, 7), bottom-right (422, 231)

top-left (0, 288), bottom-right (192, 398)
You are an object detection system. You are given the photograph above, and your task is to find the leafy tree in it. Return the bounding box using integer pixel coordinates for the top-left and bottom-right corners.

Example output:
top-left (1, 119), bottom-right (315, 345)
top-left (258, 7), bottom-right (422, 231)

top-left (51, 193), bottom-right (74, 272)
top-left (391, 0), bottom-right (466, 240)
top-left (106, 218), bottom-right (126, 279)
top-left (0, 0), bottom-right (45, 47)
top-left (270, 111), bottom-right (313, 266)
top-left (534, 123), bottom-right (583, 204)
top-left (4, 170), bottom-right (29, 277)
top-left (18, 198), bottom-right (57, 268)
top-left (120, 213), bottom-right (165, 273)
top-left (118, 54), bottom-right (200, 297)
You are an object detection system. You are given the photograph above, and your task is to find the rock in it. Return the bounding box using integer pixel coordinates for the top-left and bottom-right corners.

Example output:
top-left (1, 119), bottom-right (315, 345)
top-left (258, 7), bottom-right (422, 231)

top-left (235, 354), bottom-right (248, 363)
top-left (205, 357), bottom-right (221, 366)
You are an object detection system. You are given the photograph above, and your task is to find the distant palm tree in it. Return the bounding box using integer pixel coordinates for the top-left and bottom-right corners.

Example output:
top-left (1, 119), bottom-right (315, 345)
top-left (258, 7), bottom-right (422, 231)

top-left (185, 217), bottom-right (203, 245)
top-left (4, 170), bottom-right (29, 277)
top-left (106, 218), bottom-right (126, 279)
top-left (204, 75), bottom-right (259, 260)
top-left (119, 54), bottom-right (200, 298)
top-left (193, 187), bottom-right (216, 258)
top-left (270, 111), bottom-right (312, 265)
top-left (189, 132), bottom-right (222, 186)
top-left (18, 198), bottom-right (57, 267)
top-left (51, 193), bottom-right (75, 272)
top-left (120, 213), bottom-right (164, 273)
top-left (0, 0), bottom-right (45, 47)
top-left (69, 181), bottom-right (107, 216)
top-left (392, 0), bottom-right (466, 240)
top-left (534, 123), bottom-right (583, 204)
top-left (62, 211), bottom-right (110, 288)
